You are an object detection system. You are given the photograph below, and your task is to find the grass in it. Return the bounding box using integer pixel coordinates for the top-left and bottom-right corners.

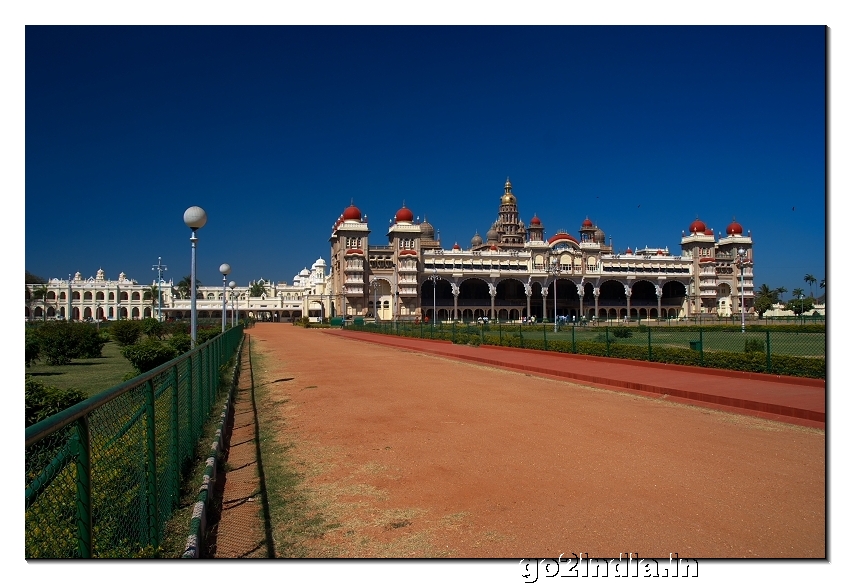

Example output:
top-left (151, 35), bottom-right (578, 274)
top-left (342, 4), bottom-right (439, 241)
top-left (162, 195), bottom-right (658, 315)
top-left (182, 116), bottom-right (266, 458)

top-left (26, 341), bottom-right (136, 397)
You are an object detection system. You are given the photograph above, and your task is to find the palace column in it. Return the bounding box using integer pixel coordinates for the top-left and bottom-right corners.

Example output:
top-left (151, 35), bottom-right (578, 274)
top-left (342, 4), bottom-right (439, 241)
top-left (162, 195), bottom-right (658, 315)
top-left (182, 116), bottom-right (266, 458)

top-left (452, 284), bottom-right (459, 321)
top-left (541, 288), bottom-right (548, 321)
top-left (656, 284), bottom-right (663, 320)
top-left (524, 283), bottom-right (532, 320)
top-left (577, 289), bottom-right (583, 319)
top-left (593, 287), bottom-right (600, 320)
top-left (489, 283), bottom-right (496, 320)
top-left (625, 284), bottom-right (632, 320)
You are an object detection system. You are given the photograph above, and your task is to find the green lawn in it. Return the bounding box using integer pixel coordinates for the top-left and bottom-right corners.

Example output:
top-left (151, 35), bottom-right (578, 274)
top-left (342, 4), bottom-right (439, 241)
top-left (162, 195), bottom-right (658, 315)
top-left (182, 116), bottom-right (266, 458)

top-left (26, 341), bottom-right (135, 397)
top-left (486, 327), bottom-right (825, 358)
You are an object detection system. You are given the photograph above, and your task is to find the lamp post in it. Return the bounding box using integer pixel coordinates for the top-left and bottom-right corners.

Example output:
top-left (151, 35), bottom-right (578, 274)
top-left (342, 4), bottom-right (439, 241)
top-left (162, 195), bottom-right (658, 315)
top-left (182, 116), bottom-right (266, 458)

top-left (736, 248), bottom-right (746, 333)
top-left (229, 280), bottom-right (237, 327)
top-left (184, 206), bottom-right (207, 348)
top-left (151, 256), bottom-right (168, 322)
top-left (426, 267), bottom-right (440, 330)
top-left (220, 263), bottom-right (231, 333)
top-left (371, 279), bottom-right (381, 322)
top-left (96, 302), bottom-right (101, 330)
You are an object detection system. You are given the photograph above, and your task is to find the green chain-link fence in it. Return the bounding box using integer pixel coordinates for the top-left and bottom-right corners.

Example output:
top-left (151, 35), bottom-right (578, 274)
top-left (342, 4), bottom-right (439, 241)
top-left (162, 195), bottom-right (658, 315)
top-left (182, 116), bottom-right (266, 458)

top-left (347, 321), bottom-right (824, 379)
top-left (25, 325), bottom-right (243, 558)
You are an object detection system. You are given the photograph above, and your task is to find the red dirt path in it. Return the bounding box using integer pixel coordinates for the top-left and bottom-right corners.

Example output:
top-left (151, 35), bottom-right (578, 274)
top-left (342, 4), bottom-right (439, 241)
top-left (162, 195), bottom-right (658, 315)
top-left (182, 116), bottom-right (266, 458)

top-left (248, 324), bottom-right (824, 558)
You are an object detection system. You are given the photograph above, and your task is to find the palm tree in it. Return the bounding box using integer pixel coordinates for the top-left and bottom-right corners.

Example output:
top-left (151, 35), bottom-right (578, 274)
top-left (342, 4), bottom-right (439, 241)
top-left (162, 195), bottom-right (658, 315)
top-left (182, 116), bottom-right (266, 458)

top-left (775, 286), bottom-right (787, 303)
top-left (174, 275), bottom-right (201, 300)
top-left (249, 280), bottom-right (267, 297)
top-left (32, 284), bottom-right (48, 322)
top-left (804, 274), bottom-right (817, 298)
top-left (820, 278), bottom-right (825, 290)
top-left (144, 284), bottom-right (159, 318)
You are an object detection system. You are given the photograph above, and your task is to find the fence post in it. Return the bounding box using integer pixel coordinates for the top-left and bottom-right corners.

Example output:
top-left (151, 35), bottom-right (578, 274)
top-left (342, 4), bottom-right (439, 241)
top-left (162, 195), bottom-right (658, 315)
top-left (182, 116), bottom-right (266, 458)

top-left (572, 324), bottom-right (576, 353)
top-left (499, 323), bottom-right (503, 346)
top-left (766, 329), bottom-right (772, 373)
top-left (74, 415), bottom-right (92, 558)
top-left (452, 321), bottom-right (456, 343)
top-left (699, 327), bottom-right (705, 366)
top-left (519, 323), bottom-right (524, 348)
top-left (648, 327), bottom-right (652, 362)
top-left (543, 322), bottom-right (548, 351)
top-left (170, 365), bottom-right (180, 507)
top-left (605, 326), bottom-right (611, 357)
top-left (143, 379), bottom-right (160, 549)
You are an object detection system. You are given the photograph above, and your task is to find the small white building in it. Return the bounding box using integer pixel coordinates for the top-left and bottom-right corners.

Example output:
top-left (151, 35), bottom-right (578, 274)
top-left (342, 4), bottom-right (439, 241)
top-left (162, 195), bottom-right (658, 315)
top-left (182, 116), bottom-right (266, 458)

top-left (25, 258), bottom-right (332, 323)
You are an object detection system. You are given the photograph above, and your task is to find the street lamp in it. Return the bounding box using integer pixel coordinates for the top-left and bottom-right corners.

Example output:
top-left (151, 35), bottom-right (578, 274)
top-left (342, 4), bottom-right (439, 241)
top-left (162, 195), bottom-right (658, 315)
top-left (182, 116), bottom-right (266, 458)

top-left (426, 267), bottom-right (440, 330)
top-left (736, 248), bottom-right (747, 333)
top-left (152, 256), bottom-right (168, 322)
top-left (371, 279), bottom-right (381, 322)
top-left (96, 302), bottom-right (101, 330)
top-left (229, 280), bottom-right (237, 327)
top-left (220, 263), bottom-right (231, 333)
top-left (184, 206), bottom-right (207, 348)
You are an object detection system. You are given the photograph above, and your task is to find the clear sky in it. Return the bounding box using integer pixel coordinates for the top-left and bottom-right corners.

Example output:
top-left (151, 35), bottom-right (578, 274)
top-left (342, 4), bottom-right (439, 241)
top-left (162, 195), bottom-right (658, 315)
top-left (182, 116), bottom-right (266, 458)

top-left (24, 25), bottom-right (825, 294)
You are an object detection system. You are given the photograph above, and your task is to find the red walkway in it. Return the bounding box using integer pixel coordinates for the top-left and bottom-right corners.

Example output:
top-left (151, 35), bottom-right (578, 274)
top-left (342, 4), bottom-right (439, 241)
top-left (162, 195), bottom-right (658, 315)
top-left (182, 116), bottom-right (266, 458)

top-left (323, 329), bottom-right (825, 429)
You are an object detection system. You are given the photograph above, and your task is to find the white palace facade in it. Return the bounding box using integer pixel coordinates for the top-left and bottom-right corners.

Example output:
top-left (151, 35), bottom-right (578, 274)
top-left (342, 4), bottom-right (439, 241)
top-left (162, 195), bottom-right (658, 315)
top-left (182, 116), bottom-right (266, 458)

top-left (329, 178), bottom-right (755, 322)
top-left (25, 260), bottom-right (332, 323)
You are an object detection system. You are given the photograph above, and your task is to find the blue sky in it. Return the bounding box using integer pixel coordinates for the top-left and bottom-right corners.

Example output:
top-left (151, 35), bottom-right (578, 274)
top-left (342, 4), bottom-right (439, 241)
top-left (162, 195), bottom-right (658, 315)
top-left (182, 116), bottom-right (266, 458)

top-left (24, 25), bottom-right (825, 293)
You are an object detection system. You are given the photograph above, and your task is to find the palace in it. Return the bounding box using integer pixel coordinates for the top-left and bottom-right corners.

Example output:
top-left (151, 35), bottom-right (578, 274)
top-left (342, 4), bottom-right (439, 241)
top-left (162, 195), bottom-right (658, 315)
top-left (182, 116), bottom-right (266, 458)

top-left (25, 260), bottom-right (332, 323)
top-left (329, 178), bottom-right (755, 322)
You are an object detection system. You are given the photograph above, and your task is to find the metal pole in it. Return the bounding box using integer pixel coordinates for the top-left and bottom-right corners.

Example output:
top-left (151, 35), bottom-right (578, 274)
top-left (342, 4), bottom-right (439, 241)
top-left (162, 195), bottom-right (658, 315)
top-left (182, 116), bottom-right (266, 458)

top-left (152, 256), bottom-right (167, 322)
top-left (222, 273), bottom-right (227, 333)
top-left (190, 229), bottom-right (198, 348)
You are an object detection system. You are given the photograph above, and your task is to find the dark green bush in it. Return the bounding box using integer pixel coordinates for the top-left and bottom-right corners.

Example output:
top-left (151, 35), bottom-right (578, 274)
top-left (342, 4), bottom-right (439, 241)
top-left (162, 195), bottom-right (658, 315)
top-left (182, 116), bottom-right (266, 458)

top-left (121, 339), bottom-right (179, 374)
top-left (33, 321), bottom-right (106, 365)
top-left (168, 333), bottom-right (191, 354)
top-left (141, 317), bottom-right (164, 339)
top-left (611, 327), bottom-right (633, 339)
top-left (26, 376), bottom-right (87, 427)
top-left (26, 329), bottom-right (40, 366)
top-left (110, 319), bottom-right (143, 346)
top-left (196, 327), bottom-right (221, 345)
top-left (744, 338), bottom-right (765, 353)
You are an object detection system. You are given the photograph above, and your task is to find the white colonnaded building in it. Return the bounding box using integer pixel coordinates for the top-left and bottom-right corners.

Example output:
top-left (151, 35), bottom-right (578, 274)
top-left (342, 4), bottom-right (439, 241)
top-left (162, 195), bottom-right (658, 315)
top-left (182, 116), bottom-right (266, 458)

top-left (25, 259), bottom-right (332, 323)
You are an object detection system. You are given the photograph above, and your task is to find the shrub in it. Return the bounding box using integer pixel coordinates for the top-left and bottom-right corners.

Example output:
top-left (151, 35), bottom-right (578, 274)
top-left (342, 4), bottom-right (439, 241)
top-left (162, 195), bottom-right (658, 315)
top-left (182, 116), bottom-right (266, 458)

top-left (744, 338), bottom-right (765, 353)
top-left (33, 321), bottom-right (106, 365)
top-left (196, 327), bottom-right (221, 345)
top-left (468, 335), bottom-right (482, 346)
top-left (121, 339), bottom-right (179, 374)
top-left (141, 318), bottom-right (164, 339)
top-left (110, 320), bottom-right (143, 346)
top-left (26, 329), bottom-right (40, 366)
top-left (611, 327), bottom-right (633, 339)
top-left (26, 376), bottom-right (87, 427)
top-left (168, 333), bottom-right (191, 354)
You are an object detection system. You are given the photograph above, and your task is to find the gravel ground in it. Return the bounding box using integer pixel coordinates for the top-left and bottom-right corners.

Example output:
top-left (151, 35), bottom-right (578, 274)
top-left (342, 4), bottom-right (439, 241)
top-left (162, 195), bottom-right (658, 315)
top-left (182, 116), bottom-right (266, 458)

top-left (247, 323), bottom-right (824, 558)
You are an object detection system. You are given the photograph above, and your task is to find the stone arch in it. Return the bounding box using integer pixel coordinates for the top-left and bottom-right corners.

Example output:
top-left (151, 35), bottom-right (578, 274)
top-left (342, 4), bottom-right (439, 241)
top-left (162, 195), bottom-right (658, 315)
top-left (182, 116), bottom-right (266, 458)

top-left (109, 292), bottom-right (115, 301)
top-left (599, 280), bottom-right (627, 301)
top-left (144, 307), bottom-right (152, 318)
top-left (49, 291), bottom-right (57, 300)
top-left (495, 278), bottom-right (528, 301)
top-left (84, 291), bottom-right (93, 300)
top-left (72, 291), bottom-right (80, 300)
top-left (83, 307), bottom-right (92, 318)
top-left (458, 277), bottom-right (490, 301)
top-left (630, 280), bottom-right (657, 303)
top-left (121, 292), bottom-right (129, 301)
top-left (47, 306), bottom-right (56, 317)
top-left (96, 291), bottom-right (105, 301)
top-left (132, 307), bottom-right (140, 318)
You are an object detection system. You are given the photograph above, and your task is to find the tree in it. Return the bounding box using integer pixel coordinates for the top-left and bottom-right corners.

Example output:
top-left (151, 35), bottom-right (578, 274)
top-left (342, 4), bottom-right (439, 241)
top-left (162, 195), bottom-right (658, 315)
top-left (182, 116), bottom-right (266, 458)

top-left (249, 280), bottom-right (267, 297)
top-left (804, 274), bottom-right (817, 298)
top-left (31, 284), bottom-right (49, 322)
top-left (775, 286), bottom-right (787, 303)
top-left (786, 296), bottom-right (814, 316)
top-left (26, 270), bottom-right (47, 284)
top-left (144, 284), bottom-right (159, 318)
top-left (754, 284), bottom-right (779, 318)
top-left (174, 276), bottom-right (202, 300)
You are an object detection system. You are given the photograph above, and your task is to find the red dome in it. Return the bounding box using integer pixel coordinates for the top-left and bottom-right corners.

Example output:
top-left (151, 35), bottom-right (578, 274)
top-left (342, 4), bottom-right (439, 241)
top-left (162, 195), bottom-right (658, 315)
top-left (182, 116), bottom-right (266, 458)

top-left (656, 249), bottom-right (663, 255)
top-left (625, 247), bottom-right (633, 255)
top-left (704, 228), bottom-right (714, 236)
top-left (582, 218), bottom-right (593, 228)
top-left (490, 245), bottom-right (498, 251)
top-left (342, 204), bottom-right (362, 221)
top-left (689, 218), bottom-right (706, 233)
top-left (726, 220), bottom-right (743, 235)
top-left (452, 242), bottom-right (461, 250)
top-left (547, 232), bottom-right (579, 245)
top-left (395, 206), bottom-right (414, 223)
top-left (530, 215), bottom-right (542, 226)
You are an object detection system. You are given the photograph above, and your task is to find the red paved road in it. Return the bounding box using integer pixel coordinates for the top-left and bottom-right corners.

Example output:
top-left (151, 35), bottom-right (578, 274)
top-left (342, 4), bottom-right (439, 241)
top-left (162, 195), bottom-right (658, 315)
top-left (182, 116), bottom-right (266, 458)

top-left (324, 329), bottom-right (825, 429)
